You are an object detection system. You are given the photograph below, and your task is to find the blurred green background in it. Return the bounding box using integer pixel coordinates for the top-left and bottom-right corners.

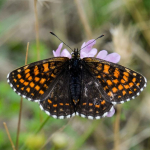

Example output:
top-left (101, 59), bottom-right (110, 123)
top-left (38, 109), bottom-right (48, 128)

top-left (0, 0), bottom-right (150, 150)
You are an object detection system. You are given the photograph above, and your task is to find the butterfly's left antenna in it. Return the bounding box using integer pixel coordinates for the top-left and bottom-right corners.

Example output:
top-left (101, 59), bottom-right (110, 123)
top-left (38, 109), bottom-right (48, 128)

top-left (50, 32), bottom-right (74, 51)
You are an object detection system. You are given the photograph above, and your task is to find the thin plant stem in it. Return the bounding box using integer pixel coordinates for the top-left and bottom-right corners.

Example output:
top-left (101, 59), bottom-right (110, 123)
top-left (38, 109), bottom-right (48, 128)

top-left (3, 122), bottom-right (16, 150)
top-left (114, 105), bottom-right (122, 150)
top-left (16, 42), bottom-right (29, 150)
top-left (74, 0), bottom-right (92, 39)
top-left (34, 0), bottom-right (40, 61)
top-left (34, 0), bottom-right (43, 123)
top-left (40, 118), bottom-right (73, 150)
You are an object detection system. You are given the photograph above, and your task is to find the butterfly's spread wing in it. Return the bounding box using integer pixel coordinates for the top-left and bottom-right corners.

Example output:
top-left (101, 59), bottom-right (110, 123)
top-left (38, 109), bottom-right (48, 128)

top-left (7, 57), bottom-right (69, 102)
top-left (76, 66), bottom-right (114, 119)
top-left (39, 69), bottom-right (75, 119)
top-left (83, 58), bottom-right (147, 105)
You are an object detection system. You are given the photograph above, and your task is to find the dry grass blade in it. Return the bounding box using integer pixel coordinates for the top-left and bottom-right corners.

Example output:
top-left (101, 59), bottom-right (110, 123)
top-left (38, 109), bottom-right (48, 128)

top-left (3, 122), bottom-right (16, 150)
top-left (16, 42), bottom-right (29, 150)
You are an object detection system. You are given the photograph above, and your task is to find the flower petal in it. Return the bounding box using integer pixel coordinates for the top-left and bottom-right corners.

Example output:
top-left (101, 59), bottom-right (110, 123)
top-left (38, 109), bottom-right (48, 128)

top-left (53, 43), bottom-right (63, 57)
top-left (96, 50), bottom-right (108, 59)
top-left (81, 39), bottom-right (96, 53)
top-left (61, 49), bottom-right (71, 58)
top-left (104, 53), bottom-right (120, 63)
top-left (107, 107), bottom-right (115, 117)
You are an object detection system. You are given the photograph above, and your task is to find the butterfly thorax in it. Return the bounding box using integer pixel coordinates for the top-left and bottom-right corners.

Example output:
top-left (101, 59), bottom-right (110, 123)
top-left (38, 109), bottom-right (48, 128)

top-left (69, 49), bottom-right (81, 105)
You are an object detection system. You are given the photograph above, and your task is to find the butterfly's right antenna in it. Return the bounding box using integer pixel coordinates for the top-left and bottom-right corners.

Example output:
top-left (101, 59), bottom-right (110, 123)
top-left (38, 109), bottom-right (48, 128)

top-left (50, 32), bottom-right (74, 51)
top-left (79, 34), bottom-right (104, 51)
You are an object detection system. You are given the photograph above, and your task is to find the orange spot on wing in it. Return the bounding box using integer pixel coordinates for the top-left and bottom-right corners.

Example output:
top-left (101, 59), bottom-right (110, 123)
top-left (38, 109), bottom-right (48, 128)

top-left (34, 66), bottom-right (39, 76)
top-left (39, 90), bottom-right (44, 95)
top-left (13, 79), bottom-right (17, 82)
top-left (121, 79), bottom-right (125, 84)
top-left (123, 75), bottom-right (128, 82)
top-left (20, 79), bottom-right (24, 83)
top-left (89, 103), bottom-right (93, 106)
top-left (25, 69), bottom-right (30, 74)
top-left (118, 84), bottom-right (123, 90)
top-left (17, 85), bottom-right (19, 88)
top-left (114, 69), bottom-right (120, 78)
top-left (95, 104), bottom-right (100, 108)
top-left (123, 72), bottom-right (129, 77)
top-left (124, 84), bottom-right (130, 89)
top-left (48, 99), bottom-right (52, 104)
top-left (107, 91), bottom-right (113, 97)
top-left (17, 74), bottom-right (22, 79)
top-left (132, 78), bottom-right (136, 82)
top-left (122, 90), bottom-right (126, 95)
top-left (96, 64), bottom-right (102, 71)
top-left (25, 73), bottom-right (30, 78)
top-left (118, 95), bottom-right (121, 98)
top-left (43, 84), bottom-right (48, 89)
top-left (113, 79), bottom-right (119, 84)
top-left (65, 103), bottom-right (69, 106)
top-left (17, 69), bottom-right (21, 72)
top-left (137, 83), bottom-right (140, 86)
top-left (28, 76), bottom-right (32, 81)
top-left (83, 103), bottom-right (86, 106)
top-left (23, 81), bottom-right (29, 86)
top-left (53, 104), bottom-right (57, 107)
top-left (21, 87), bottom-right (24, 90)
top-left (129, 91), bottom-right (132, 94)
top-left (34, 77), bottom-right (40, 82)
top-left (107, 80), bottom-right (113, 86)
top-left (35, 85), bottom-right (40, 91)
top-left (51, 73), bottom-right (56, 78)
top-left (40, 78), bottom-right (46, 84)
top-left (103, 65), bottom-right (110, 74)
top-left (59, 103), bottom-right (63, 106)
top-left (134, 88), bottom-right (137, 91)
top-left (43, 63), bottom-right (49, 72)
top-left (31, 93), bottom-right (34, 96)
top-left (97, 75), bottom-right (101, 78)
top-left (30, 82), bottom-right (35, 88)
top-left (129, 82), bottom-right (134, 87)
top-left (26, 87), bottom-right (30, 92)
top-left (133, 73), bottom-right (137, 76)
top-left (112, 87), bottom-right (118, 93)
top-left (101, 100), bottom-right (106, 105)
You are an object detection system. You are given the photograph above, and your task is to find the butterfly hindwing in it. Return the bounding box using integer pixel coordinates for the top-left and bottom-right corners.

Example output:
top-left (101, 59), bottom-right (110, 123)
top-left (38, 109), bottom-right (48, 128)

top-left (83, 57), bottom-right (147, 104)
top-left (39, 68), bottom-right (75, 119)
top-left (7, 57), bottom-right (69, 102)
top-left (76, 66), bottom-right (113, 119)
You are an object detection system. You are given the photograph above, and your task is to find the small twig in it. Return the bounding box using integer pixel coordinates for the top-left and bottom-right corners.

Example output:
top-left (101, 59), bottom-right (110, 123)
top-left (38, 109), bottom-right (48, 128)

top-left (3, 122), bottom-right (16, 150)
top-left (16, 42), bottom-right (29, 150)
top-left (114, 105), bottom-right (122, 150)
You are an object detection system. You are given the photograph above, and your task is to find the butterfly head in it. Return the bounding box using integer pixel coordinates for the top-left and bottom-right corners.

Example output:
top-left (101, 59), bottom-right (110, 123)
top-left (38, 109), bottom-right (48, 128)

top-left (71, 48), bottom-right (80, 59)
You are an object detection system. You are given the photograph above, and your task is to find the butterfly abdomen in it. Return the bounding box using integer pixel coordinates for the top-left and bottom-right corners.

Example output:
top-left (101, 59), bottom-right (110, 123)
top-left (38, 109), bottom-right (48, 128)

top-left (69, 58), bottom-right (82, 104)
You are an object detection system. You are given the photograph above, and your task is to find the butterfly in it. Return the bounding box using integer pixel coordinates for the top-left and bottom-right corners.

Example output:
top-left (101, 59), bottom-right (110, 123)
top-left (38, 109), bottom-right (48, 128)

top-left (7, 37), bottom-right (147, 119)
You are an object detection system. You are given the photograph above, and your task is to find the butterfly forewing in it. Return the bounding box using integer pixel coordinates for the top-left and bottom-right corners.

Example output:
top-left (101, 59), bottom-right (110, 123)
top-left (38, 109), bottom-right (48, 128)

top-left (7, 57), bottom-right (69, 102)
top-left (83, 57), bottom-right (147, 104)
top-left (76, 66), bottom-right (113, 119)
top-left (39, 68), bottom-right (75, 119)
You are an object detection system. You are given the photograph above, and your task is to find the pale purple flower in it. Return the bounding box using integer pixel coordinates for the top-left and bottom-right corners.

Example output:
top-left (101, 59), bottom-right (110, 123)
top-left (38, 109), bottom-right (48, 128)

top-left (53, 40), bottom-right (121, 118)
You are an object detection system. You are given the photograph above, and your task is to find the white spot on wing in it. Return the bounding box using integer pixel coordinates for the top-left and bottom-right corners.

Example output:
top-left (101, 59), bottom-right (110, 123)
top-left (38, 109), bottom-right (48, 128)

top-left (59, 116), bottom-right (64, 119)
top-left (88, 116), bottom-right (93, 120)
top-left (112, 102), bottom-right (117, 105)
top-left (120, 101), bottom-right (124, 104)
top-left (126, 98), bottom-right (130, 101)
top-left (34, 100), bottom-right (40, 102)
top-left (22, 95), bottom-right (26, 98)
top-left (18, 92), bottom-right (21, 96)
top-left (103, 112), bottom-right (108, 117)
top-left (95, 116), bottom-right (101, 119)
top-left (76, 112), bottom-right (79, 116)
top-left (132, 96), bottom-right (135, 99)
top-left (137, 92), bottom-right (140, 96)
top-left (81, 114), bottom-right (86, 118)
top-left (52, 115), bottom-right (57, 119)
top-left (72, 113), bottom-right (75, 117)
top-left (40, 105), bottom-right (43, 110)
top-left (66, 115), bottom-right (71, 118)
top-left (7, 73), bottom-right (10, 78)
top-left (28, 98), bottom-right (31, 101)
top-left (7, 79), bottom-right (10, 83)
top-left (13, 88), bottom-right (16, 92)
top-left (45, 111), bottom-right (50, 115)
top-left (10, 84), bottom-right (13, 87)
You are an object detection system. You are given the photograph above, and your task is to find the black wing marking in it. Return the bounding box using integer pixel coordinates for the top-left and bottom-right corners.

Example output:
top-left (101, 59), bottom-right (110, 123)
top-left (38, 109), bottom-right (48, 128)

top-left (83, 57), bottom-right (147, 104)
top-left (39, 68), bottom-right (75, 119)
top-left (76, 65), bottom-right (113, 119)
top-left (7, 57), bottom-right (69, 102)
